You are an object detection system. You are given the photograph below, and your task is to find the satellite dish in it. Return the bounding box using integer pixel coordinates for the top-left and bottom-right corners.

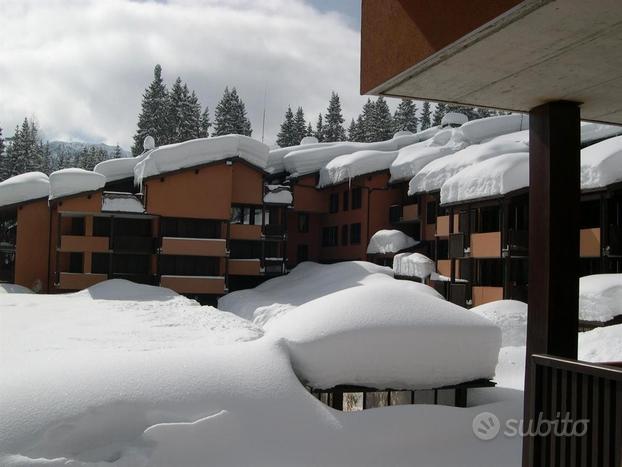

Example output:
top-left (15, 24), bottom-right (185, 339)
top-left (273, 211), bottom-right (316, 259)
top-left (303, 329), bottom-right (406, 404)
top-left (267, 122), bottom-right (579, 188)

top-left (143, 135), bottom-right (156, 151)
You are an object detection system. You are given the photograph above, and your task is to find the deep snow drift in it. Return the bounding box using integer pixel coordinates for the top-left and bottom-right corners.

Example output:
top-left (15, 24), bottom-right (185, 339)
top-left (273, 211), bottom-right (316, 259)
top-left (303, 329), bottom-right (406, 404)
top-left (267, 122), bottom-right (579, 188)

top-left (579, 273), bottom-right (622, 322)
top-left (1, 272), bottom-right (519, 467)
top-left (471, 300), bottom-right (527, 347)
top-left (392, 252), bottom-right (436, 279)
top-left (49, 168), bottom-right (106, 200)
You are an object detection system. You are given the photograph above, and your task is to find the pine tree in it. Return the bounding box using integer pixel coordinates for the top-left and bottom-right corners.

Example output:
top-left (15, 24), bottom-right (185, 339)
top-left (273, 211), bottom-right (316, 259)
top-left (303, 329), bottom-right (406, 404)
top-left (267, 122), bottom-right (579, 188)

top-left (293, 107), bottom-right (307, 145)
top-left (40, 142), bottom-right (52, 174)
top-left (132, 64), bottom-right (171, 155)
top-left (314, 113), bottom-right (324, 142)
top-left (0, 127), bottom-right (4, 159)
top-left (432, 102), bottom-right (447, 126)
top-left (212, 87), bottom-right (252, 137)
top-left (393, 99), bottom-right (418, 133)
top-left (306, 122), bottom-right (314, 137)
top-left (185, 89), bottom-right (202, 141)
top-left (276, 106), bottom-right (296, 148)
top-left (370, 96), bottom-right (393, 141)
top-left (420, 101), bottom-right (432, 130)
top-left (322, 92), bottom-right (346, 142)
top-left (199, 106), bottom-right (211, 138)
top-left (113, 144), bottom-right (122, 158)
top-left (359, 98), bottom-right (376, 142)
top-left (348, 118), bottom-right (366, 142)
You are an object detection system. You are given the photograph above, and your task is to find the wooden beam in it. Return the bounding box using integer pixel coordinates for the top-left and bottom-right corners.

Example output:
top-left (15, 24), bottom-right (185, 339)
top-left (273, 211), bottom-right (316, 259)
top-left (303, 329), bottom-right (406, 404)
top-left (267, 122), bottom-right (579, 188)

top-left (523, 101), bottom-right (581, 467)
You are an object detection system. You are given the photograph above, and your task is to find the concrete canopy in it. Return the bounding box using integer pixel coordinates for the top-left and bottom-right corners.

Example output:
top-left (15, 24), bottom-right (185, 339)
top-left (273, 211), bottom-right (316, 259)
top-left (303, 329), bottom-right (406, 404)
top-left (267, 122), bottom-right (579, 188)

top-left (363, 0), bottom-right (622, 125)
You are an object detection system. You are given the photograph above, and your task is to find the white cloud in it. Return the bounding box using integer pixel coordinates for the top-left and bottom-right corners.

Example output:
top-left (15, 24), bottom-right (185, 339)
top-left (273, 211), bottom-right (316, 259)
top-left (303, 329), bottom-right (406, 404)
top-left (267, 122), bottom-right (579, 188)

top-left (0, 0), bottom-right (395, 148)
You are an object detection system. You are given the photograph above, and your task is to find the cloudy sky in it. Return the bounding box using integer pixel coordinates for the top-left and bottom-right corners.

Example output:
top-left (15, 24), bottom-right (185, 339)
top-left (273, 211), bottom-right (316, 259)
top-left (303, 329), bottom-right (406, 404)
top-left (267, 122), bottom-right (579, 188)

top-left (0, 0), bottom-right (398, 149)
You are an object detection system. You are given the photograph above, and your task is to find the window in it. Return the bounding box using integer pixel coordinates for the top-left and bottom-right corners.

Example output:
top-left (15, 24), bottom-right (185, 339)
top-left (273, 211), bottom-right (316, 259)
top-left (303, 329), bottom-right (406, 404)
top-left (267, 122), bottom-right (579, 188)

top-left (161, 218), bottom-right (220, 239)
top-left (341, 225), bottom-right (349, 245)
top-left (70, 217), bottom-right (85, 235)
top-left (343, 191), bottom-right (350, 211)
top-left (350, 223), bottom-right (361, 244)
top-left (351, 188), bottom-right (362, 209)
top-left (478, 206), bottom-right (500, 233)
top-left (93, 217), bottom-right (111, 236)
top-left (92, 253), bottom-right (110, 274)
top-left (426, 201), bottom-right (437, 225)
top-left (297, 244), bottom-right (309, 263)
top-left (68, 253), bottom-right (83, 273)
top-left (231, 206), bottom-right (262, 225)
top-left (297, 213), bottom-right (309, 233)
top-left (322, 226), bottom-right (338, 247)
top-left (159, 255), bottom-right (220, 276)
top-left (329, 193), bottom-right (339, 213)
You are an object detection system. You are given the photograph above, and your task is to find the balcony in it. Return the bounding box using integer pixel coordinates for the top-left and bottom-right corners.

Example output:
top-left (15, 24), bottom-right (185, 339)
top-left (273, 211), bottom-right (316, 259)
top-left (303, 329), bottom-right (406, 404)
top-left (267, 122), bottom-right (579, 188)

top-left (228, 259), bottom-right (261, 276)
top-left (230, 224), bottom-right (262, 241)
top-left (60, 235), bottom-right (109, 253)
top-left (160, 237), bottom-right (227, 257)
top-left (471, 286), bottom-right (504, 306)
top-left (505, 229), bottom-right (528, 257)
top-left (449, 233), bottom-right (466, 258)
top-left (448, 282), bottom-right (470, 307)
top-left (437, 259), bottom-right (451, 277)
top-left (435, 214), bottom-right (459, 237)
top-left (263, 258), bottom-right (286, 275)
top-left (609, 225), bottom-right (622, 256)
top-left (580, 227), bottom-right (600, 257)
top-left (159, 275), bottom-right (226, 294)
top-left (470, 232), bottom-right (501, 258)
top-left (112, 236), bottom-right (155, 254)
top-left (402, 204), bottom-right (419, 222)
top-left (263, 224), bottom-right (286, 238)
top-left (58, 272), bottom-right (108, 290)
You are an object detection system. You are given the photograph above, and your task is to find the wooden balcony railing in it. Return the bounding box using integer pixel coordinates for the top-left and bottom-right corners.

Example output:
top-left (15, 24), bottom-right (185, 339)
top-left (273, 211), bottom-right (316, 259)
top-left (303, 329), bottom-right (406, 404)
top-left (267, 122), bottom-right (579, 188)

top-left (58, 272), bottom-right (108, 290)
top-left (525, 354), bottom-right (622, 467)
top-left (160, 237), bottom-right (227, 257)
top-left (228, 259), bottom-right (261, 276)
top-left (230, 224), bottom-right (262, 240)
top-left (59, 235), bottom-right (109, 253)
top-left (471, 286), bottom-right (503, 306)
top-left (580, 228), bottom-right (600, 257)
top-left (159, 275), bottom-right (226, 294)
top-left (470, 232), bottom-right (501, 258)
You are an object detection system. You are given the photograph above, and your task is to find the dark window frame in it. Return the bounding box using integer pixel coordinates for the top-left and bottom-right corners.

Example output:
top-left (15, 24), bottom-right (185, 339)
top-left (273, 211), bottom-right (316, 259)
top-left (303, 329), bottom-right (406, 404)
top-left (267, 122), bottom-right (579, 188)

top-left (329, 193), bottom-right (339, 213)
top-left (351, 188), bottom-right (362, 210)
top-left (350, 223), bottom-right (361, 245)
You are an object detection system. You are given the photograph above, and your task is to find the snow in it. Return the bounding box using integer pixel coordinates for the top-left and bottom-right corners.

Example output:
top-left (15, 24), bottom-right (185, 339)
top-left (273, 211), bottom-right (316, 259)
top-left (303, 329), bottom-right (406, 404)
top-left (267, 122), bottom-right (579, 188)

top-left (133, 135), bottom-right (269, 183)
top-left (392, 252), bottom-right (435, 279)
top-left (1, 270), bottom-right (523, 467)
top-left (580, 121), bottom-right (622, 144)
top-left (318, 149), bottom-right (398, 187)
top-left (263, 185), bottom-right (293, 204)
top-left (93, 157), bottom-right (139, 182)
top-left (579, 274), bottom-right (622, 322)
top-left (366, 229), bottom-right (417, 254)
top-left (266, 281), bottom-right (501, 389)
top-left (409, 138), bottom-right (529, 195)
top-left (218, 261), bottom-right (442, 327)
top-left (471, 300), bottom-right (527, 347)
top-left (281, 128), bottom-right (440, 177)
top-left (48, 168), bottom-right (106, 200)
top-left (441, 112), bottom-right (468, 127)
top-left (440, 152), bottom-right (529, 204)
top-left (0, 283), bottom-right (33, 294)
top-left (300, 136), bottom-right (319, 145)
top-left (0, 172), bottom-right (49, 207)
top-left (101, 192), bottom-right (145, 213)
top-left (459, 114), bottom-right (529, 143)
top-left (580, 135), bottom-right (622, 189)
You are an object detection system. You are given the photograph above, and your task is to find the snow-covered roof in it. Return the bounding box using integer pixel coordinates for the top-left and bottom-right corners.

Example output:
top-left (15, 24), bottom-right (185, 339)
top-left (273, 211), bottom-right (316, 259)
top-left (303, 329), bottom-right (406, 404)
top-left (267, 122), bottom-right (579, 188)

top-left (0, 172), bottom-right (49, 208)
top-left (366, 229), bottom-right (417, 255)
top-left (440, 112), bottom-right (468, 127)
top-left (49, 168), bottom-right (106, 200)
top-left (263, 185), bottom-right (293, 204)
top-left (409, 137), bottom-right (528, 195)
top-left (440, 152), bottom-right (529, 205)
top-left (280, 128), bottom-right (440, 178)
top-left (392, 252), bottom-right (435, 279)
top-left (580, 122), bottom-right (622, 144)
top-left (580, 135), bottom-right (622, 190)
top-left (389, 129), bottom-right (467, 182)
top-left (94, 157), bottom-right (139, 182)
top-left (133, 135), bottom-right (269, 183)
top-left (579, 273), bottom-right (622, 322)
top-left (265, 280), bottom-right (501, 389)
top-left (318, 149), bottom-right (398, 187)
top-left (459, 114), bottom-right (529, 143)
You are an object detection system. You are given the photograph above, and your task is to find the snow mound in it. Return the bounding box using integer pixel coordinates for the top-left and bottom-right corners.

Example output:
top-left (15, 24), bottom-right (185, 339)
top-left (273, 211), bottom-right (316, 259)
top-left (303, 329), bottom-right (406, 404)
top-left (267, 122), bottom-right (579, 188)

top-left (393, 252), bottom-right (435, 279)
top-left (300, 136), bottom-right (318, 145)
top-left (471, 300), bottom-right (527, 347)
top-left (389, 129), bottom-right (464, 182)
top-left (580, 122), bottom-right (622, 144)
top-left (441, 152), bottom-right (529, 204)
top-left (134, 135), bottom-right (269, 183)
top-left (49, 168), bottom-right (106, 200)
top-left (93, 157), bottom-right (139, 182)
top-left (219, 261), bottom-right (442, 327)
top-left (263, 185), bottom-right (293, 204)
top-left (409, 138), bottom-right (528, 195)
top-left (267, 141), bottom-right (334, 174)
top-left (441, 112), bottom-right (468, 127)
top-left (579, 324), bottom-right (622, 363)
top-left (460, 114), bottom-right (529, 143)
top-left (367, 229), bottom-right (417, 254)
top-left (101, 192), bottom-right (145, 213)
top-left (318, 149), bottom-right (398, 187)
top-left (0, 172), bottom-right (49, 207)
top-left (0, 283), bottom-right (34, 294)
top-left (72, 278), bottom-right (182, 301)
top-left (579, 274), bottom-right (622, 322)
top-left (580, 135), bottom-right (622, 189)
top-left (266, 281), bottom-right (501, 389)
